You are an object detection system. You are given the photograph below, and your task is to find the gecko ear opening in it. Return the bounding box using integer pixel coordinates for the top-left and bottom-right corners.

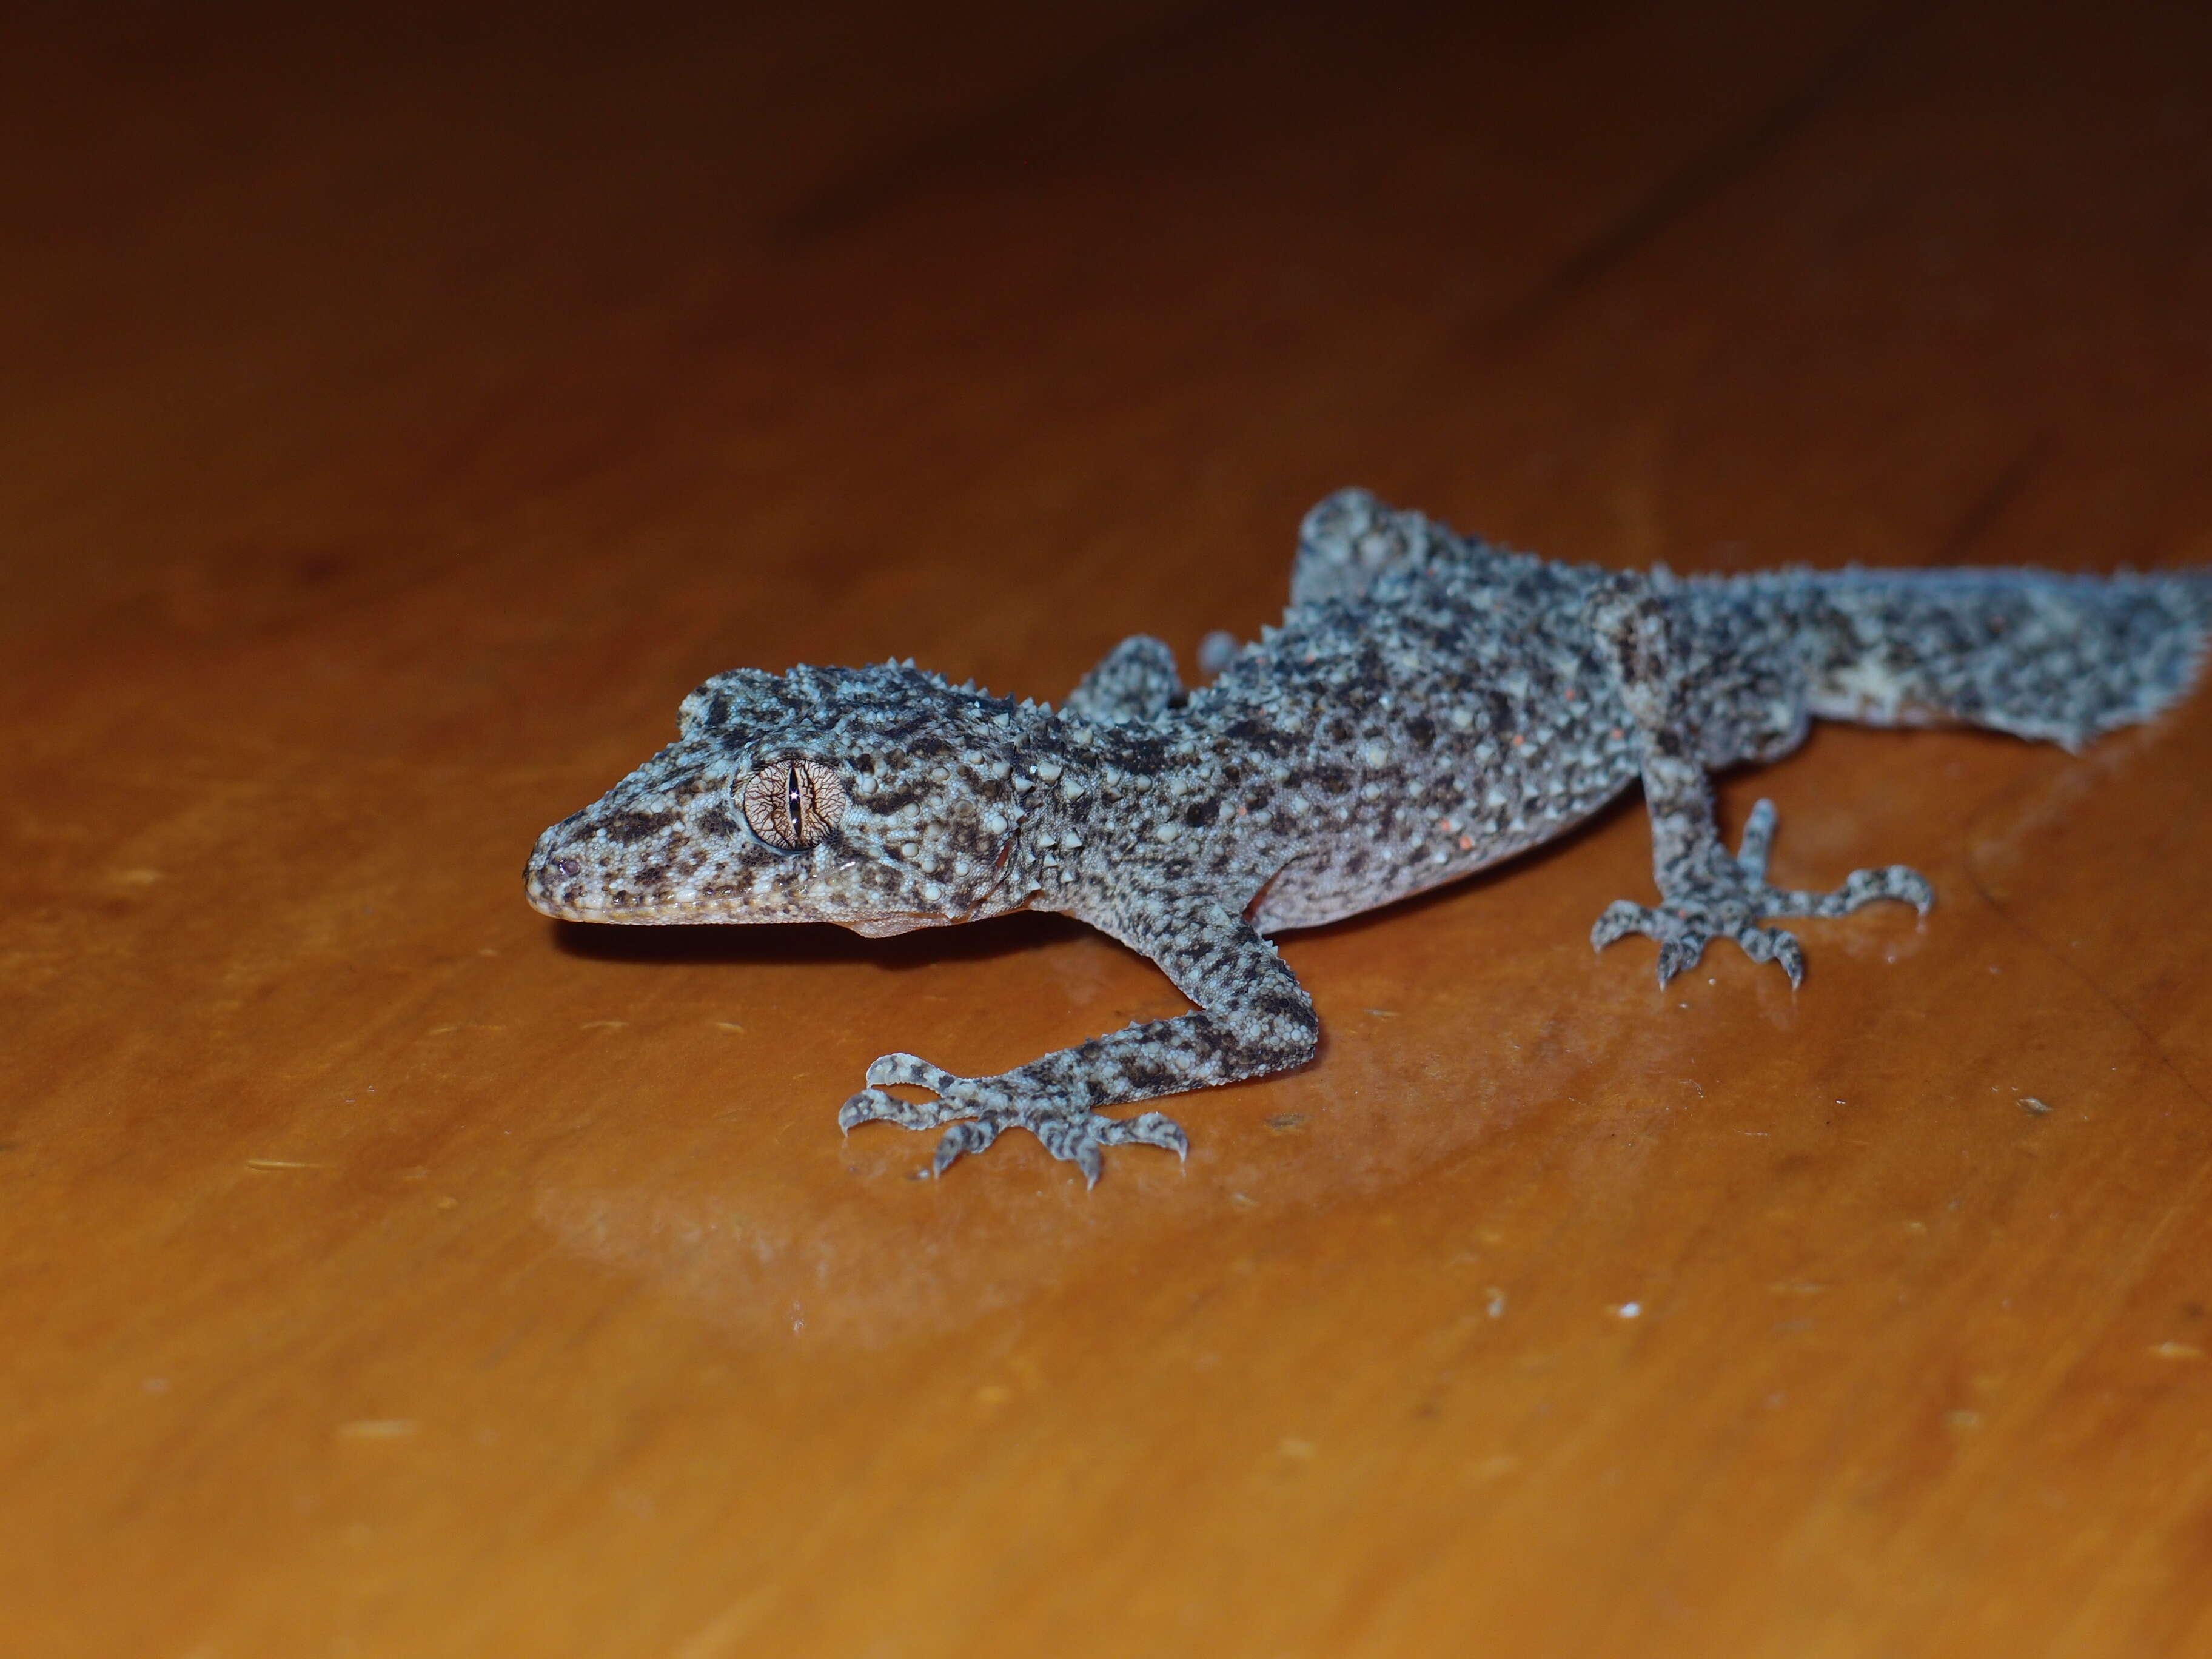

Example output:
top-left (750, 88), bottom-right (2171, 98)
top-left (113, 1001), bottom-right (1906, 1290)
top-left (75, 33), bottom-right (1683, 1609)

top-left (739, 757), bottom-right (848, 851)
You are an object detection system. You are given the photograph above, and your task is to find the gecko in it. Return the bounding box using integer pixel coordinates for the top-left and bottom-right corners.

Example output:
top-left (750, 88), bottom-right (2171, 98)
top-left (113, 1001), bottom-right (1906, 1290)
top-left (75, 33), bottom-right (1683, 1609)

top-left (525, 489), bottom-right (2212, 1183)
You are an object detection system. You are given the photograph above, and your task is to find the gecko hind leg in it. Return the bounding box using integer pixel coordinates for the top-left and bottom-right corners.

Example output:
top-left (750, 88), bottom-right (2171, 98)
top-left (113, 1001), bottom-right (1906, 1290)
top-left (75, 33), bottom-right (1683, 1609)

top-left (1586, 577), bottom-right (1932, 990)
top-left (1591, 798), bottom-right (1932, 988)
top-left (839, 1052), bottom-right (1188, 1186)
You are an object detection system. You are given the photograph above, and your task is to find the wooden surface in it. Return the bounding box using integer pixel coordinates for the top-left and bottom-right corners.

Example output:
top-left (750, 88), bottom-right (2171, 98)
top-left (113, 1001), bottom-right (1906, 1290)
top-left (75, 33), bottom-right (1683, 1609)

top-left (6, 2), bottom-right (2212, 1654)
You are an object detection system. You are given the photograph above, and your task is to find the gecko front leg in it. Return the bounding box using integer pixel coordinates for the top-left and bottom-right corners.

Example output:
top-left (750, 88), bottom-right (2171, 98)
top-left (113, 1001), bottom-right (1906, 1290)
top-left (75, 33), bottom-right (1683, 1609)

top-left (1585, 577), bottom-right (1932, 987)
top-left (837, 897), bottom-right (1318, 1183)
top-left (1061, 634), bottom-right (1184, 725)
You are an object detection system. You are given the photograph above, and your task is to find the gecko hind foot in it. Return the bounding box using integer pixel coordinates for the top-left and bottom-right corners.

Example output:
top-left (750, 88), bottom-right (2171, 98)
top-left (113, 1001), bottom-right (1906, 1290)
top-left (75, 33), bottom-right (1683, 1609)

top-left (1591, 799), bottom-right (1932, 988)
top-left (838, 1052), bottom-right (1188, 1186)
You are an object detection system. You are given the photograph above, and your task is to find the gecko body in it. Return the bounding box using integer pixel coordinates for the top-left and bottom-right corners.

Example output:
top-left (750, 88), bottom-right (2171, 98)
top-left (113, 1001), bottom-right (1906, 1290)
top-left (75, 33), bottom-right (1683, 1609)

top-left (526, 491), bottom-right (2212, 1182)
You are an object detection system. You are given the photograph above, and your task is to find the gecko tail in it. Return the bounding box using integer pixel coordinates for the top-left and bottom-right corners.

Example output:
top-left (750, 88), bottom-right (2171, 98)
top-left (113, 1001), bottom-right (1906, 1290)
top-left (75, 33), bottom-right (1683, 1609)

top-left (1792, 565), bottom-right (2212, 749)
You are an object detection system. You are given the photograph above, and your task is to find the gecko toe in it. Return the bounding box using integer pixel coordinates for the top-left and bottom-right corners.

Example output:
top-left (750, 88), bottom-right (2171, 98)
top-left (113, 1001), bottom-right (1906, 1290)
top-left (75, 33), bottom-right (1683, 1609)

top-left (1763, 863), bottom-right (1934, 920)
top-left (1732, 923), bottom-right (1806, 987)
top-left (1101, 1110), bottom-right (1190, 1160)
top-left (1029, 1114), bottom-right (1107, 1187)
top-left (1874, 865), bottom-right (1934, 915)
top-left (1735, 799), bottom-right (1779, 879)
top-left (1594, 899), bottom-right (1712, 983)
top-left (841, 1085), bottom-right (970, 1132)
top-left (1826, 865), bottom-right (1922, 916)
top-left (839, 1088), bottom-right (890, 1131)
top-left (840, 1087), bottom-right (921, 1131)
top-left (931, 1118), bottom-right (1000, 1176)
top-left (1591, 899), bottom-right (1658, 951)
top-left (1074, 1138), bottom-right (1105, 1189)
top-left (1654, 934), bottom-right (1707, 986)
top-left (866, 1051), bottom-right (962, 1091)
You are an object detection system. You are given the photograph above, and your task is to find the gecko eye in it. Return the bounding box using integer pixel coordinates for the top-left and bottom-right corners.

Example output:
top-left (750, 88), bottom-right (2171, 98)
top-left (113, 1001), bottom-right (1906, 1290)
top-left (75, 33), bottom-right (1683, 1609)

top-left (739, 759), bottom-right (848, 851)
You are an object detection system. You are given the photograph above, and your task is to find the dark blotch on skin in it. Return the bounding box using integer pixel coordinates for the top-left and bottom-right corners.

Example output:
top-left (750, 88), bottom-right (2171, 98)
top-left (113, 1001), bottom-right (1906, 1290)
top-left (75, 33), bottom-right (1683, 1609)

top-left (602, 809), bottom-right (674, 846)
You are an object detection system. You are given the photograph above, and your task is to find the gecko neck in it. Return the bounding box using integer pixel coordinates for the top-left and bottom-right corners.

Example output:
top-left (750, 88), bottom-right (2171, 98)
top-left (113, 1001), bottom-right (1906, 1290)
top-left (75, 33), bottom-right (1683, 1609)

top-left (1008, 708), bottom-right (1201, 922)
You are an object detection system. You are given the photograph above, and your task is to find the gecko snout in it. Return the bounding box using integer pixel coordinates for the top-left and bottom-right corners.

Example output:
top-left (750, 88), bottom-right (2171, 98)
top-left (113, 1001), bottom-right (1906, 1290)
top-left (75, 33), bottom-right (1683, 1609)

top-left (523, 825), bottom-right (597, 919)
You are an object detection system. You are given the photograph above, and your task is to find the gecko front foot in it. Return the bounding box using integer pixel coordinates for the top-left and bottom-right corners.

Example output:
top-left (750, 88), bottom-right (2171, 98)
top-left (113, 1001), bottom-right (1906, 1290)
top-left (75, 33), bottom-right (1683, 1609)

top-left (837, 1051), bottom-right (1189, 1186)
top-left (1591, 799), bottom-right (1932, 988)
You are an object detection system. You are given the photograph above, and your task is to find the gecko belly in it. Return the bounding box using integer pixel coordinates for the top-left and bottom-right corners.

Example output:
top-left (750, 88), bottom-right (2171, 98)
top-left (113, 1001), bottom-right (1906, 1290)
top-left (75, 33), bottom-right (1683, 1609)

top-left (1248, 777), bottom-right (1635, 933)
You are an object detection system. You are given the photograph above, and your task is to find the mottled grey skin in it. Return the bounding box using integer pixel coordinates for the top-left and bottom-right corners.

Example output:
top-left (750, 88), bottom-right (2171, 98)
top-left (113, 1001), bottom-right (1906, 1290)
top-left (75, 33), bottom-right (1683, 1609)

top-left (526, 489), bottom-right (2212, 1182)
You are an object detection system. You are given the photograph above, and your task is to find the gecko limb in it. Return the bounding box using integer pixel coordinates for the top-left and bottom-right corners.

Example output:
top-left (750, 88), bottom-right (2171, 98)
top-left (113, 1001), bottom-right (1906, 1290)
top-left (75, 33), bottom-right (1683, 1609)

top-left (838, 902), bottom-right (1316, 1182)
top-left (1586, 578), bottom-right (1931, 987)
top-left (1063, 634), bottom-right (1183, 725)
top-left (1293, 487), bottom-right (1459, 605)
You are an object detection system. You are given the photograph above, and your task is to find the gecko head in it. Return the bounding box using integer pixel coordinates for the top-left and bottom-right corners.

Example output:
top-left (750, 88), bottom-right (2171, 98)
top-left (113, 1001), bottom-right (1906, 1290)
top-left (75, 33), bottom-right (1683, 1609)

top-left (524, 660), bottom-right (1049, 936)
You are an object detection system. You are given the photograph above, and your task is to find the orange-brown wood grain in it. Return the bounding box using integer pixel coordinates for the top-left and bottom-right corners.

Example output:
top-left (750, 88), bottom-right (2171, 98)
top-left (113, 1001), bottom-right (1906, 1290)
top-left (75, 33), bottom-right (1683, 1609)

top-left (4, 2), bottom-right (2211, 1654)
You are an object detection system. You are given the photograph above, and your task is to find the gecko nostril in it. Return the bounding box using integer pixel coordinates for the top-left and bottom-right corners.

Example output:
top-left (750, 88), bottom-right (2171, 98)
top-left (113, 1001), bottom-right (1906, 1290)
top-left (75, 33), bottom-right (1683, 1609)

top-left (555, 857), bottom-right (582, 878)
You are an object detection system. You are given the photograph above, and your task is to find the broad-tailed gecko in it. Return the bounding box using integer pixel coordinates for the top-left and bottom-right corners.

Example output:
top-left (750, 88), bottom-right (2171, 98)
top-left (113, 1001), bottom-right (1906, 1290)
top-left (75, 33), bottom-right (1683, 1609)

top-left (526, 490), bottom-right (2211, 1182)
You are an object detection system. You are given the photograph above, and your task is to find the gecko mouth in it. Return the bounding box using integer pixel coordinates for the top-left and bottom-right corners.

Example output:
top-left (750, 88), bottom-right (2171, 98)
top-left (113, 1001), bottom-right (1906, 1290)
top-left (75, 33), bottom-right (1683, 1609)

top-left (523, 818), bottom-right (1026, 933)
top-left (521, 845), bottom-right (720, 923)
top-left (523, 850), bottom-right (953, 934)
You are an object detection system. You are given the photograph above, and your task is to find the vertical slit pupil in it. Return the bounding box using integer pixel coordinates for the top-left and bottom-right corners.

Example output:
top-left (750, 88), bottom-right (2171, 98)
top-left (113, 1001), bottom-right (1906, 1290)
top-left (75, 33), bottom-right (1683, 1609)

top-left (786, 765), bottom-right (804, 840)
